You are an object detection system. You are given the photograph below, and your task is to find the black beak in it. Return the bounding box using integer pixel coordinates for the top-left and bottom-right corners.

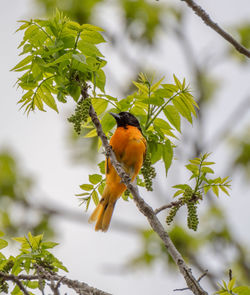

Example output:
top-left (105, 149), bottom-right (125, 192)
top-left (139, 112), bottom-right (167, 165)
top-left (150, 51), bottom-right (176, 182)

top-left (109, 112), bottom-right (120, 121)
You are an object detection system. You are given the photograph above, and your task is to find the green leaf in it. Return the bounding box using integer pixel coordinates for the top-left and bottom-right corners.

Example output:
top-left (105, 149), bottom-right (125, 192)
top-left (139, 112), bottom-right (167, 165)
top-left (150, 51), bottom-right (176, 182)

top-left (150, 76), bottom-right (165, 92)
top-left (203, 185), bottom-right (211, 194)
top-left (67, 21), bottom-right (81, 32)
top-left (11, 284), bottom-right (22, 295)
top-left (162, 83), bottom-right (178, 93)
top-left (98, 161), bottom-right (105, 174)
top-left (228, 278), bottom-right (236, 291)
top-left (153, 118), bottom-right (172, 131)
top-left (202, 161), bottom-right (215, 166)
top-left (173, 184), bottom-right (192, 190)
top-left (0, 239), bottom-right (8, 250)
top-left (68, 84), bottom-right (81, 102)
top-left (41, 241), bottom-right (59, 249)
top-left (84, 129), bottom-right (97, 138)
top-left (201, 167), bottom-right (214, 174)
top-left (92, 190), bottom-right (99, 206)
top-left (75, 192), bottom-right (89, 197)
top-left (173, 74), bottom-right (182, 89)
top-left (133, 81), bottom-right (149, 94)
top-left (80, 24), bottom-right (104, 32)
top-left (212, 185), bottom-right (219, 197)
top-left (148, 141), bottom-right (162, 164)
top-left (95, 69), bottom-right (106, 92)
top-left (101, 112), bottom-right (116, 133)
top-left (45, 52), bottom-right (72, 67)
top-left (89, 174), bottom-right (102, 184)
top-left (233, 286), bottom-right (250, 295)
top-left (98, 182), bottom-right (105, 195)
top-left (78, 40), bottom-right (104, 57)
top-left (81, 30), bottom-right (106, 44)
top-left (11, 55), bottom-right (33, 71)
top-left (16, 21), bottom-right (31, 32)
top-left (39, 84), bottom-right (59, 112)
top-left (219, 186), bottom-right (230, 196)
top-left (179, 93), bottom-right (196, 116)
top-left (173, 95), bottom-right (192, 123)
top-left (173, 190), bottom-right (184, 198)
top-left (28, 232), bottom-right (43, 250)
top-left (141, 97), bottom-right (164, 106)
top-left (163, 105), bottom-right (181, 132)
top-left (185, 164), bottom-right (199, 174)
top-left (92, 98), bottom-right (108, 115)
top-left (25, 281), bottom-right (39, 289)
top-left (189, 158), bottom-right (201, 165)
top-left (162, 140), bottom-right (173, 177)
top-left (72, 53), bottom-right (86, 63)
top-left (80, 184), bottom-right (94, 191)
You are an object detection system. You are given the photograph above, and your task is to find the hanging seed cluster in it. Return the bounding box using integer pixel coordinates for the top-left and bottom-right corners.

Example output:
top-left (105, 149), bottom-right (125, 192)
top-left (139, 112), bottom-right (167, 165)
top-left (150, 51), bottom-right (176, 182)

top-left (166, 203), bottom-right (182, 225)
top-left (141, 151), bottom-right (156, 191)
top-left (68, 98), bottom-right (91, 135)
top-left (166, 188), bottom-right (199, 231)
top-left (187, 201), bottom-right (199, 231)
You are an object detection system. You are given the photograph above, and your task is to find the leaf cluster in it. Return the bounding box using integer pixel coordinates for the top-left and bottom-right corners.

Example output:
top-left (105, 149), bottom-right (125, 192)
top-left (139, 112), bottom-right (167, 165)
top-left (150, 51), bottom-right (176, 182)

top-left (166, 153), bottom-right (231, 231)
top-left (0, 231), bottom-right (67, 294)
top-left (13, 10), bottom-right (106, 114)
top-left (216, 277), bottom-right (250, 295)
top-left (76, 162), bottom-right (105, 210)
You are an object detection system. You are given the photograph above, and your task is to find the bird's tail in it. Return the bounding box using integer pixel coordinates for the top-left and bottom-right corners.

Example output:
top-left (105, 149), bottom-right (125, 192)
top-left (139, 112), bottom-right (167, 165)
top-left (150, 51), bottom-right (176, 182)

top-left (88, 191), bottom-right (116, 232)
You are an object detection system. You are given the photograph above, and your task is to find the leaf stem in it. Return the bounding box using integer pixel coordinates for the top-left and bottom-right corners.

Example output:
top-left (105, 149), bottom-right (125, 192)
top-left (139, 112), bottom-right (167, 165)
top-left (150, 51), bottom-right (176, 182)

top-left (31, 75), bottom-right (56, 110)
top-left (32, 22), bottom-right (53, 42)
top-left (145, 90), bottom-right (182, 130)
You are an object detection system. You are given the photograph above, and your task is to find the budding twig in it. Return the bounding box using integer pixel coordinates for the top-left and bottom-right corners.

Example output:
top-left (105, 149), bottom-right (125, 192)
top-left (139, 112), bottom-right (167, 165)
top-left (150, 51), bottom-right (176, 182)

top-left (174, 270), bottom-right (208, 292)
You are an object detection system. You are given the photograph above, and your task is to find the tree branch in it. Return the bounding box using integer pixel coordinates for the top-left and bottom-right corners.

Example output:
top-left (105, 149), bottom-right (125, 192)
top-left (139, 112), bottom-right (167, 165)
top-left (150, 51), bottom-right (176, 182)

top-left (83, 87), bottom-right (208, 295)
top-left (0, 272), bottom-right (34, 295)
top-left (154, 194), bottom-right (201, 214)
top-left (0, 267), bottom-right (111, 295)
top-left (180, 0), bottom-right (250, 58)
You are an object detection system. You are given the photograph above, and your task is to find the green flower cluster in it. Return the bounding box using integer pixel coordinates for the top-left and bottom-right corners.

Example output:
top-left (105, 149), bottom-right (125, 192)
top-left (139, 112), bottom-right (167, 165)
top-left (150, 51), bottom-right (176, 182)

top-left (166, 203), bottom-right (181, 225)
top-left (141, 151), bottom-right (156, 191)
top-left (187, 202), bottom-right (199, 231)
top-left (68, 98), bottom-right (91, 135)
top-left (183, 188), bottom-right (199, 231)
top-left (166, 187), bottom-right (199, 231)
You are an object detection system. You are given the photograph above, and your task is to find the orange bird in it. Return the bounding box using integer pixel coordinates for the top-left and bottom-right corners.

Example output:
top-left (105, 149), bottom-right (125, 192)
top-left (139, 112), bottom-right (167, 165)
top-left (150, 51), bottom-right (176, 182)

top-left (89, 112), bottom-right (146, 232)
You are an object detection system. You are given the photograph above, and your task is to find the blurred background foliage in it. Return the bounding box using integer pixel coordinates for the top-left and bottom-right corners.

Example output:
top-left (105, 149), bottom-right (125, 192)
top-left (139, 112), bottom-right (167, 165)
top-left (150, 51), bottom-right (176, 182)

top-left (0, 150), bottom-right (55, 238)
top-left (2, 0), bottom-right (250, 292)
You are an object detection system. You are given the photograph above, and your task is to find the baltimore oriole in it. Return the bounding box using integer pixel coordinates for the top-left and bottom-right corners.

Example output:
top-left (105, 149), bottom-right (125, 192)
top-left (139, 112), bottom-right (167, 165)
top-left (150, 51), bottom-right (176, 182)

top-left (89, 112), bottom-right (146, 232)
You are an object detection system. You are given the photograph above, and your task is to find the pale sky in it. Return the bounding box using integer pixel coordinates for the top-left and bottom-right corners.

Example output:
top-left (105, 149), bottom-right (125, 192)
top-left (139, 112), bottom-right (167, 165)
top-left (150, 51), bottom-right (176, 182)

top-left (1, 0), bottom-right (250, 294)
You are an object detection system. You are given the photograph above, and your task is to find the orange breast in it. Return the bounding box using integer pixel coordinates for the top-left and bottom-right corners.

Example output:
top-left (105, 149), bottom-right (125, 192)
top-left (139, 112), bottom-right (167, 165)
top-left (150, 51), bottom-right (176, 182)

top-left (105, 125), bottom-right (146, 196)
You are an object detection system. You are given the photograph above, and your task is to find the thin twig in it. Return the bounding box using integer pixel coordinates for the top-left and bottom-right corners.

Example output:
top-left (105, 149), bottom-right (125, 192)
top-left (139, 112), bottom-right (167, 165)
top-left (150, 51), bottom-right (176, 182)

top-left (180, 0), bottom-right (250, 58)
top-left (229, 269), bottom-right (232, 281)
top-left (155, 194), bottom-right (201, 214)
top-left (174, 270), bottom-right (208, 292)
top-left (0, 272), bottom-right (33, 295)
top-left (155, 200), bottom-right (183, 214)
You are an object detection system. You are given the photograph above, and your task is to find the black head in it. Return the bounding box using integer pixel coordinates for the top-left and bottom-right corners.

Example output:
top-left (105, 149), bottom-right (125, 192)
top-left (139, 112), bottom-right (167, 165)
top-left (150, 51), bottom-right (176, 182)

top-left (109, 112), bottom-right (141, 131)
